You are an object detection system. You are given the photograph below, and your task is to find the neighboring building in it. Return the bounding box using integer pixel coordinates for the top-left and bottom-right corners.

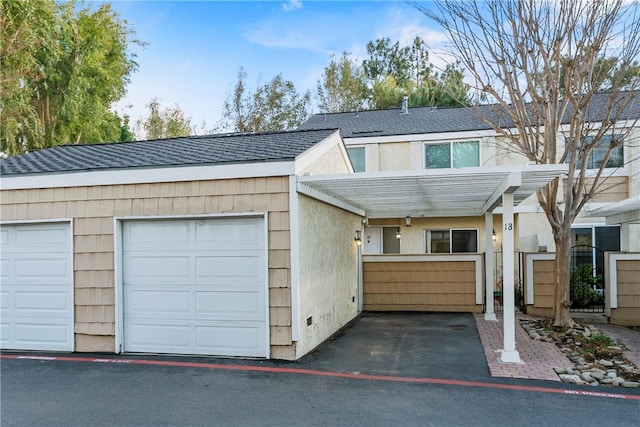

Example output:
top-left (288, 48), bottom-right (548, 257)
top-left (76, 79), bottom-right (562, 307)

top-left (298, 93), bottom-right (640, 281)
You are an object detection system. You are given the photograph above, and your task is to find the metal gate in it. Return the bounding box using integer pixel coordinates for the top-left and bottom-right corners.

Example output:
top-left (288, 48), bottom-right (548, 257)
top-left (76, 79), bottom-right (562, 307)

top-left (570, 245), bottom-right (605, 313)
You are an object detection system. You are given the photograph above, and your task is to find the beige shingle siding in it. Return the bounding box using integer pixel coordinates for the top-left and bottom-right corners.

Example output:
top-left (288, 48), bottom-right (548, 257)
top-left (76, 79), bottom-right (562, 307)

top-left (526, 259), bottom-right (555, 318)
top-left (611, 259), bottom-right (640, 326)
top-left (0, 176), bottom-right (294, 357)
top-left (363, 260), bottom-right (480, 312)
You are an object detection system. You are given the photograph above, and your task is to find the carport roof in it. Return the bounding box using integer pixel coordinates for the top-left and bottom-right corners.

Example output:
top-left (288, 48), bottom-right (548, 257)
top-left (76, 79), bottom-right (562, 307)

top-left (586, 196), bottom-right (640, 224)
top-left (298, 165), bottom-right (568, 218)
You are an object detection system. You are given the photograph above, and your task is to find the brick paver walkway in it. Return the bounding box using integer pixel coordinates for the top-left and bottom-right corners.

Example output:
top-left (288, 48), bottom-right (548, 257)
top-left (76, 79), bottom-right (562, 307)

top-left (597, 324), bottom-right (640, 368)
top-left (474, 313), bottom-right (574, 381)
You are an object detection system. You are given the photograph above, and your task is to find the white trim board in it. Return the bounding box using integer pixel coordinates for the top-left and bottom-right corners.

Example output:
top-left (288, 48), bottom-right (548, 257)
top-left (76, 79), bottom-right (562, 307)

top-left (1, 161), bottom-right (294, 190)
top-left (288, 176), bottom-right (300, 343)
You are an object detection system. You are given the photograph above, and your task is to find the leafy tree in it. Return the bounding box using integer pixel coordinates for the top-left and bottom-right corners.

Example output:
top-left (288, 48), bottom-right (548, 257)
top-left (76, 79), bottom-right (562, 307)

top-left (222, 68), bottom-right (311, 132)
top-left (119, 114), bottom-right (135, 142)
top-left (0, 0), bottom-right (140, 155)
top-left (418, 0), bottom-right (640, 326)
top-left (363, 37), bottom-right (413, 87)
top-left (137, 98), bottom-right (194, 140)
top-left (316, 53), bottom-right (369, 113)
top-left (316, 36), bottom-right (470, 112)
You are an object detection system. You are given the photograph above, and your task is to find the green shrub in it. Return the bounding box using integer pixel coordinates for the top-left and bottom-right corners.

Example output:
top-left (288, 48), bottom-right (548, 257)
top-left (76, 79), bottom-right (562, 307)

top-left (570, 266), bottom-right (602, 307)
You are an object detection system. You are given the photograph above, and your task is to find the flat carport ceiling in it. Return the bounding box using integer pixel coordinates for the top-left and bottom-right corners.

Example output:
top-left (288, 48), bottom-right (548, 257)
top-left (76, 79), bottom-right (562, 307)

top-left (586, 196), bottom-right (640, 225)
top-left (298, 165), bottom-right (568, 218)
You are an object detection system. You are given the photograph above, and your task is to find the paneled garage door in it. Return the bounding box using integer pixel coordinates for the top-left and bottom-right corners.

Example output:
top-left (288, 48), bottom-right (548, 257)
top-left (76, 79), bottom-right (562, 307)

top-left (0, 223), bottom-right (74, 351)
top-left (122, 217), bottom-right (268, 357)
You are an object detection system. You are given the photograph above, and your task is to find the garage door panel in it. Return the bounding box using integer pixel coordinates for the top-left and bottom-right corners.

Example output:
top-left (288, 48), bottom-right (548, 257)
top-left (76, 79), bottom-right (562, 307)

top-left (0, 228), bottom-right (8, 245)
top-left (122, 322), bottom-right (192, 351)
top-left (195, 255), bottom-right (262, 279)
top-left (15, 322), bottom-right (70, 343)
top-left (195, 290), bottom-right (263, 318)
top-left (122, 217), bottom-right (268, 357)
top-left (195, 324), bottom-right (262, 353)
top-left (0, 223), bottom-right (73, 351)
top-left (127, 222), bottom-right (191, 245)
top-left (15, 257), bottom-right (69, 279)
top-left (0, 291), bottom-right (9, 309)
top-left (126, 289), bottom-right (191, 314)
top-left (1, 258), bottom-right (9, 277)
top-left (16, 227), bottom-right (69, 248)
top-left (15, 290), bottom-right (70, 312)
top-left (195, 221), bottom-right (264, 249)
top-left (126, 256), bottom-right (191, 280)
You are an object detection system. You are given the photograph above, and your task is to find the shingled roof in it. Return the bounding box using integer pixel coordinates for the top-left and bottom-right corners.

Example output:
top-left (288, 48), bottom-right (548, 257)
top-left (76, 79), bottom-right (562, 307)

top-left (298, 91), bottom-right (640, 138)
top-left (0, 128), bottom-right (339, 176)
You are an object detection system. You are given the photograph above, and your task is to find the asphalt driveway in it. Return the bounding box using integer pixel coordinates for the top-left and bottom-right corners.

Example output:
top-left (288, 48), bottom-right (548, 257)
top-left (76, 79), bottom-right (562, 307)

top-left (297, 312), bottom-right (491, 381)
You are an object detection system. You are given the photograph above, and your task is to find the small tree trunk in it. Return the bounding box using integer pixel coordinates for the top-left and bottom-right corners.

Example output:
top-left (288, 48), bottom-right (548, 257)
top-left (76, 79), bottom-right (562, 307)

top-left (554, 233), bottom-right (574, 327)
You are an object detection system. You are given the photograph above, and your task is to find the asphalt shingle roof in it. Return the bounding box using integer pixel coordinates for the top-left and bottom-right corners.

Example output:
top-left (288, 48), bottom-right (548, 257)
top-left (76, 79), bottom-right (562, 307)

top-left (297, 91), bottom-right (640, 138)
top-left (0, 128), bottom-right (339, 176)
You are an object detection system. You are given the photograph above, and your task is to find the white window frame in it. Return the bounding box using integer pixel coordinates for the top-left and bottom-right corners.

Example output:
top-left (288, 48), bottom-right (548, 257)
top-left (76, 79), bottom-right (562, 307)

top-left (565, 133), bottom-right (625, 170)
top-left (423, 140), bottom-right (481, 169)
top-left (425, 228), bottom-right (479, 254)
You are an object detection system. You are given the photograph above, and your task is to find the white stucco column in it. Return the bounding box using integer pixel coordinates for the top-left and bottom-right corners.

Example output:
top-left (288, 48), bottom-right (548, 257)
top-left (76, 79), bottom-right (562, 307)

top-left (620, 223), bottom-right (631, 252)
top-left (500, 191), bottom-right (521, 363)
top-left (484, 211), bottom-right (496, 321)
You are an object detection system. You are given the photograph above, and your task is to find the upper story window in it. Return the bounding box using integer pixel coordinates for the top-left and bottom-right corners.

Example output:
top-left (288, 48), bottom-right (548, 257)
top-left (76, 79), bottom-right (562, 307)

top-left (424, 141), bottom-right (480, 169)
top-left (426, 229), bottom-right (478, 253)
top-left (346, 146), bottom-right (366, 172)
top-left (567, 134), bottom-right (624, 169)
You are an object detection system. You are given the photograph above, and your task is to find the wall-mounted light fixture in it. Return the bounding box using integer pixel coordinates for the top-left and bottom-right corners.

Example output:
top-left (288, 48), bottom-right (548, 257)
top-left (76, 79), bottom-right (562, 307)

top-left (492, 229), bottom-right (497, 241)
top-left (395, 230), bottom-right (402, 239)
top-left (355, 229), bottom-right (362, 246)
top-left (405, 215), bottom-right (412, 227)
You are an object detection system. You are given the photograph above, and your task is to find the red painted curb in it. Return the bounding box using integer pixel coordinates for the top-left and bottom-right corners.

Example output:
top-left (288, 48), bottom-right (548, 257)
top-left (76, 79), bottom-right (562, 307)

top-left (3, 354), bottom-right (639, 400)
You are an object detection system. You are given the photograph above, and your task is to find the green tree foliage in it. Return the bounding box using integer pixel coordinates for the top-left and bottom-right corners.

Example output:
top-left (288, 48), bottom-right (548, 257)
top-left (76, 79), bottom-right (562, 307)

top-left (0, 0), bottom-right (140, 155)
top-left (222, 68), bottom-right (311, 132)
top-left (317, 36), bottom-right (471, 112)
top-left (119, 114), bottom-right (135, 142)
top-left (137, 98), bottom-right (194, 140)
top-left (316, 53), bottom-right (369, 113)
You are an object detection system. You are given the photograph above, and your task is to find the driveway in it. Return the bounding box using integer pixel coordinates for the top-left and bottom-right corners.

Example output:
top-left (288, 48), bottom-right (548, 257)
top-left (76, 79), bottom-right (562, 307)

top-left (297, 312), bottom-right (491, 381)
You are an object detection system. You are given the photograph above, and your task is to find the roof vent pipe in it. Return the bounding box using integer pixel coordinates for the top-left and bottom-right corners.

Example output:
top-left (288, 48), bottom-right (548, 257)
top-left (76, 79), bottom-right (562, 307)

top-left (401, 96), bottom-right (409, 114)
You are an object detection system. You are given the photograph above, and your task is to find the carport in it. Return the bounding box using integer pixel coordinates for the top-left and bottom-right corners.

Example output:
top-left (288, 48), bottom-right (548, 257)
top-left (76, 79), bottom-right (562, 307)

top-left (298, 164), bottom-right (568, 363)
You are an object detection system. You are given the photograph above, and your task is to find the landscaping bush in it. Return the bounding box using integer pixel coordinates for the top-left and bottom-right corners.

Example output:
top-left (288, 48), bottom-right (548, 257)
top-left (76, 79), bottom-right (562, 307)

top-left (570, 266), bottom-right (603, 307)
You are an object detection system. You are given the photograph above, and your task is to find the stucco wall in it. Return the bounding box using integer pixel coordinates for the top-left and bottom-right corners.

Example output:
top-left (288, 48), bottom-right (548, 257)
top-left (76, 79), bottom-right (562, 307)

top-left (378, 142), bottom-right (410, 171)
top-left (300, 144), bottom-right (351, 175)
top-left (0, 177), bottom-right (294, 358)
top-left (363, 258), bottom-right (480, 312)
top-left (296, 194), bottom-right (360, 358)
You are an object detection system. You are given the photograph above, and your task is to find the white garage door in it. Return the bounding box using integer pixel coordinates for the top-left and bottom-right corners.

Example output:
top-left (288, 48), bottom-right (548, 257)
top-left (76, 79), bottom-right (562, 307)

top-left (0, 223), bottom-right (74, 351)
top-left (122, 217), bottom-right (268, 357)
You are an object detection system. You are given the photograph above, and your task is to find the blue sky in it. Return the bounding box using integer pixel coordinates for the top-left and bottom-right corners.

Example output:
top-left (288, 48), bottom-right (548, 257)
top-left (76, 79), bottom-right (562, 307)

top-left (107, 0), bottom-right (446, 132)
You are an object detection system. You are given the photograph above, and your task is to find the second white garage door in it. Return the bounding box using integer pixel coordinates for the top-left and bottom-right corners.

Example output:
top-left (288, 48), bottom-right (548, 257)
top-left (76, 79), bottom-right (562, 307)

top-left (122, 217), bottom-right (268, 357)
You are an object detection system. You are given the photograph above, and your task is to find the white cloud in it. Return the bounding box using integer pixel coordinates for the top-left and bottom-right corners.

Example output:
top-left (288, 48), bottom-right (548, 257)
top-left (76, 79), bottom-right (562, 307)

top-left (282, 0), bottom-right (302, 13)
